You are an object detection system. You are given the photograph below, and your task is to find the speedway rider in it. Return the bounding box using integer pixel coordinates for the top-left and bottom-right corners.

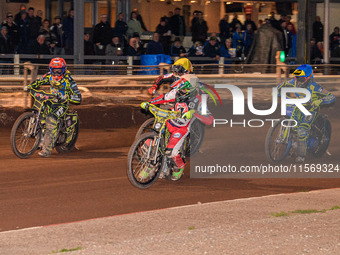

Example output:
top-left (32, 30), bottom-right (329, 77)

top-left (25, 57), bottom-right (82, 157)
top-left (140, 58), bottom-right (213, 180)
top-left (277, 64), bottom-right (335, 163)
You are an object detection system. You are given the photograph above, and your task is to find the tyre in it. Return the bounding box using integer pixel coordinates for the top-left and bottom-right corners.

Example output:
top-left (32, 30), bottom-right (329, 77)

top-left (185, 120), bottom-right (205, 157)
top-left (309, 117), bottom-right (331, 158)
top-left (127, 132), bottom-right (163, 189)
top-left (135, 117), bottom-right (155, 139)
top-left (265, 119), bottom-right (293, 163)
top-left (10, 112), bottom-right (42, 159)
top-left (55, 119), bottom-right (80, 153)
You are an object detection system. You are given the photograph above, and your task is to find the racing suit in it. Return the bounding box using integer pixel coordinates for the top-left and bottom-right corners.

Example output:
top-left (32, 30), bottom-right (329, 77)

top-left (277, 79), bottom-right (335, 159)
top-left (149, 74), bottom-right (212, 168)
top-left (28, 71), bottom-right (82, 153)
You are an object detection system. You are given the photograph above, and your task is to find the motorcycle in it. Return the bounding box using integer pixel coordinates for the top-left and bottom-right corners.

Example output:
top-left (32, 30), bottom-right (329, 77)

top-left (10, 88), bottom-right (80, 159)
top-left (127, 103), bottom-right (194, 189)
top-left (265, 104), bottom-right (331, 163)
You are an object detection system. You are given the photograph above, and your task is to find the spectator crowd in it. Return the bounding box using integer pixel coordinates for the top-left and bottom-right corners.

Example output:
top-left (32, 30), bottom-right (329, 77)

top-left (0, 4), bottom-right (335, 64)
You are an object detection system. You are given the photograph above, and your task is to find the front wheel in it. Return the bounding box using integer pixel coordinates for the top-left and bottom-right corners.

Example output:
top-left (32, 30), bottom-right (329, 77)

top-left (135, 117), bottom-right (155, 139)
top-left (127, 132), bottom-right (164, 189)
top-left (10, 112), bottom-right (42, 159)
top-left (265, 119), bottom-right (293, 163)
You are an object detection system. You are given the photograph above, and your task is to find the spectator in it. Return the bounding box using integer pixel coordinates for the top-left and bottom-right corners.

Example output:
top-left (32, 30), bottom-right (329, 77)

top-left (105, 36), bottom-right (124, 64)
top-left (191, 11), bottom-right (208, 43)
top-left (220, 38), bottom-right (233, 67)
top-left (281, 22), bottom-right (290, 57)
top-left (278, 14), bottom-right (286, 28)
top-left (310, 38), bottom-right (322, 64)
top-left (170, 37), bottom-right (187, 57)
top-left (286, 23), bottom-right (295, 56)
top-left (84, 32), bottom-right (95, 56)
top-left (317, 41), bottom-right (324, 57)
top-left (84, 32), bottom-right (95, 64)
top-left (50, 16), bottom-right (65, 55)
top-left (243, 23), bottom-right (254, 57)
top-left (146, 33), bottom-right (164, 55)
top-left (114, 12), bottom-right (128, 44)
top-left (127, 11), bottom-right (142, 37)
top-left (167, 11), bottom-right (174, 21)
top-left (330, 27), bottom-right (340, 57)
top-left (230, 13), bottom-right (242, 32)
top-left (93, 14), bottom-right (113, 55)
top-left (156, 17), bottom-right (171, 54)
top-left (258, 19), bottom-right (264, 28)
top-left (0, 27), bottom-right (11, 54)
top-left (63, 9), bottom-right (74, 55)
top-left (27, 7), bottom-right (40, 46)
top-left (133, 8), bottom-right (147, 31)
top-left (244, 14), bottom-right (257, 32)
top-left (126, 37), bottom-right (142, 56)
top-left (219, 15), bottom-right (230, 43)
top-left (313, 16), bottom-right (323, 43)
top-left (188, 41), bottom-right (204, 57)
top-left (29, 34), bottom-right (50, 54)
top-left (39, 19), bottom-right (56, 50)
top-left (14, 4), bottom-right (26, 24)
top-left (203, 36), bottom-right (220, 60)
top-left (169, 7), bottom-right (186, 42)
top-left (36, 10), bottom-right (43, 26)
top-left (1, 13), bottom-right (19, 53)
top-left (191, 10), bottom-right (199, 33)
top-left (131, 32), bottom-right (145, 55)
top-left (285, 15), bottom-right (296, 34)
top-left (17, 11), bottom-right (29, 53)
top-left (269, 12), bottom-right (280, 31)
top-left (232, 25), bottom-right (243, 57)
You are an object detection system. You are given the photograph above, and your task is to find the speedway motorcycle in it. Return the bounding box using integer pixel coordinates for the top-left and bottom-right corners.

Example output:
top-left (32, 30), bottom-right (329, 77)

top-left (265, 104), bottom-right (331, 163)
top-left (10, 88), bottom-right (79, 159)
top-left (127, 103), bottom-right (196, 189)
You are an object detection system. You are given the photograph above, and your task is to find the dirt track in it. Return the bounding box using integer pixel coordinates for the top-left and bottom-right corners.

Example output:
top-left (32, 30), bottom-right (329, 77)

top-left (0, 100), bottom-right (339, 232)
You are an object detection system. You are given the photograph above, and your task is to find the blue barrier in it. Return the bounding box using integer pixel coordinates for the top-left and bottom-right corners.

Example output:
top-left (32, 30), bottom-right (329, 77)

top-left (140, 54), bottom-right (172, 75)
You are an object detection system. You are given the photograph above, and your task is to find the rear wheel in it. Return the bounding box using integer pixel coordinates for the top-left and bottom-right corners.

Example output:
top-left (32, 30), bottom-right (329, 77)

top-left (185, 120), bottom-right (205, 157)
top-left (309, 116), bottom-right (331, 157)
top-left (127, 132), bottom-right (164, 189)
top-left (265, 119), bottom-right (293, 163)
top-left (10, 112), bottom-right (42, 159)
top-left (55, 120), bottom-right (80, 153)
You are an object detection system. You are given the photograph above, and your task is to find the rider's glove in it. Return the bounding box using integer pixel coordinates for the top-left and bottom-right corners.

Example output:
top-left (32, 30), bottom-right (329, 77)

top-left (311, 99), bottom-right (323, 109)
top-left (23, 85), bottom-right (31, 92)
top-left (182, 109), bottom-right (195, 119)
top-left (141, 102), bottom-right (149, 109)
top-left (148, 85), bottom-right (157, 95)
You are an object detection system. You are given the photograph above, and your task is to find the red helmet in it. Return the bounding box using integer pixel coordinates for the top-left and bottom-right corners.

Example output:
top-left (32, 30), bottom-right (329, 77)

top-left (49, 57), bottom-right (67, 82)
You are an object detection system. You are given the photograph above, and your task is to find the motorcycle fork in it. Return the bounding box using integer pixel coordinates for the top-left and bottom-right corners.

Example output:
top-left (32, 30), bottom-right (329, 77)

top-left (149, 136), bottom-right (161, 164)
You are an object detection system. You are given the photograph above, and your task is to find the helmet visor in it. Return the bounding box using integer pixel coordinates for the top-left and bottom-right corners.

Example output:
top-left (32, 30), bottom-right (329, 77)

top-left (172, 65), bottom-right (186, 75)
top-left (52, 68), bottom-right (63, 76)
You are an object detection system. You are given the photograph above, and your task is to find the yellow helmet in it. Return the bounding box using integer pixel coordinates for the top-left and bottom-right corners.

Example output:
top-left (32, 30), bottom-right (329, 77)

top-left (172, 58), bottom-right (193, 74)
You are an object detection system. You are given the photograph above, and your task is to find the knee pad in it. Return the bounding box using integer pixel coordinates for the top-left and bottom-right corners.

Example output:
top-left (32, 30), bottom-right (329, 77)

top-left (46, 116), bottom-right (58, 130)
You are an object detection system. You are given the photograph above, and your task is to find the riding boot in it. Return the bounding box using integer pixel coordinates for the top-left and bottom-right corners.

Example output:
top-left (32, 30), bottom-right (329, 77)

top-left (38, 116), bottom-right (57, 158)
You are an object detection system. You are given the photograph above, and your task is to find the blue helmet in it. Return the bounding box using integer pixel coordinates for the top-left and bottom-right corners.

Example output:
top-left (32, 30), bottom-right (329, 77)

top-left (292, 64), bottom-right (313, 87)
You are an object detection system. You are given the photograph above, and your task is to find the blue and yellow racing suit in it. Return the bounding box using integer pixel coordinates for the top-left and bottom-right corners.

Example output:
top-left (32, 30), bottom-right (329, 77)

top-left (28, 70), bottom-right (82, 152)
top-left (277, 79), bottom-right (335, 158)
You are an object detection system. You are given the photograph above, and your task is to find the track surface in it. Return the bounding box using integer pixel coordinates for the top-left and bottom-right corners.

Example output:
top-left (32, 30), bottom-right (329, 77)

top-left (1, 112), bottom-right (340, 231)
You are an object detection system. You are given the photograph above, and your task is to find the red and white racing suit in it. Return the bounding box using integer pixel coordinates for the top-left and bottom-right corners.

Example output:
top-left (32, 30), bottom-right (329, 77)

top-left (149, 76), bottom-right (214, 168)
